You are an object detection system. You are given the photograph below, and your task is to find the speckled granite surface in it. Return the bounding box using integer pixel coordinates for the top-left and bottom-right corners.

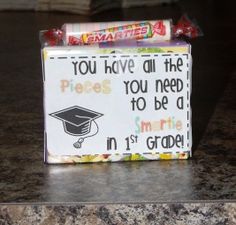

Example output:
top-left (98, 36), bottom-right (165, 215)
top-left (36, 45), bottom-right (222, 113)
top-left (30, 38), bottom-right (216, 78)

top-left (0, 72), bottom-right (235, 223)
top-left (0, 203), bottom-right (235, 225)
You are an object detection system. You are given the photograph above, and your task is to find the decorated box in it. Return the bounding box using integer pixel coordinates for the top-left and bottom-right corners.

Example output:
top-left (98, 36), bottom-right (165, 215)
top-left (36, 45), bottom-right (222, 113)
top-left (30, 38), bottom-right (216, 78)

top-left (41, 40), bottom-right (192, 164)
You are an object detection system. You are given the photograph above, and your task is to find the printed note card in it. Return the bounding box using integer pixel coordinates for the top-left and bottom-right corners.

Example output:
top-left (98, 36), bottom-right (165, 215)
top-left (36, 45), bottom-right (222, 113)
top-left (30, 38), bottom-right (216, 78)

top-left (41, 41), bottom-right (192, 163)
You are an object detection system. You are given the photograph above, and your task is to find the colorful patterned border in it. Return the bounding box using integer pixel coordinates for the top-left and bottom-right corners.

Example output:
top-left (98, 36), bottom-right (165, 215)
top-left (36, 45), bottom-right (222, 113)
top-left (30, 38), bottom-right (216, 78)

top-left (46, 151), bottom-right (190, 164)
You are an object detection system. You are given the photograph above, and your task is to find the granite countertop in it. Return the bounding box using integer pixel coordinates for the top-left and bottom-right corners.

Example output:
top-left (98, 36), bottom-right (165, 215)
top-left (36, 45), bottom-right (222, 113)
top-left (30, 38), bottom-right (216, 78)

top-left (0, 0), bottom-right (235, 224)
top-left (1, 72), bottom-right (236, 225)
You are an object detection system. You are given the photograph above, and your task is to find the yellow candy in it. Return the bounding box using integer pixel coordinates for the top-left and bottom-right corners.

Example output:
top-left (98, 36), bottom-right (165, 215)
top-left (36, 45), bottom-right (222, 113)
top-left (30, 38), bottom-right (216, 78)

top-left (131, 154), bottom-right (141, 161)
top-left (160, 153), bottom-right (172, 160)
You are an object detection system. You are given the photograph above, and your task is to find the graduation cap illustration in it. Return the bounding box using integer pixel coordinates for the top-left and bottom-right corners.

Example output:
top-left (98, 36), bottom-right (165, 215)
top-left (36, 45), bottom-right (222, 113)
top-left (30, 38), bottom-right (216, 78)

top-left (50, 106), bottom-right (103, 148)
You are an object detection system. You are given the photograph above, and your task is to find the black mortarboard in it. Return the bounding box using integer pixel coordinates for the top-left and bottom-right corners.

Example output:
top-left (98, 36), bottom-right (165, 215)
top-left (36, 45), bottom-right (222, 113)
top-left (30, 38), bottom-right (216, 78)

top-left (50, 106), bottom-right (103, 136)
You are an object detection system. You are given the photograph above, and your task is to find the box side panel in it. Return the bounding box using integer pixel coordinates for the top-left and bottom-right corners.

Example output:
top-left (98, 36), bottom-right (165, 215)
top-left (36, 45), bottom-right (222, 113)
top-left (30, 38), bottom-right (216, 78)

top-left (43, 49), bottom-right (192, 164)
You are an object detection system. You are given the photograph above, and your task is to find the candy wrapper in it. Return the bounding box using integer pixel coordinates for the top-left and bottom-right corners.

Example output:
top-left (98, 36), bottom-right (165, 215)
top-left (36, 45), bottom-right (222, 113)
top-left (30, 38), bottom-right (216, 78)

top-left (40, 15), bottom-right (202, 47)
top-left (63, 20), bottom-right (172, 45)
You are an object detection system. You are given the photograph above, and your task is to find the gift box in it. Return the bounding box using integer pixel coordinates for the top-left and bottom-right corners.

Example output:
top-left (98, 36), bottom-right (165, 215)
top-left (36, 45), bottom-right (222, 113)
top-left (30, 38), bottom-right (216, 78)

top-left (41, 40), bottom-right (192, 164)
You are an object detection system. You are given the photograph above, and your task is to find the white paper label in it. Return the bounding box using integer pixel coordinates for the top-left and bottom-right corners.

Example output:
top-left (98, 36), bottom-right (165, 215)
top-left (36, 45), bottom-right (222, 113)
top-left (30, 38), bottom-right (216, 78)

top-left (44, 53), bottom-right (191, 156)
